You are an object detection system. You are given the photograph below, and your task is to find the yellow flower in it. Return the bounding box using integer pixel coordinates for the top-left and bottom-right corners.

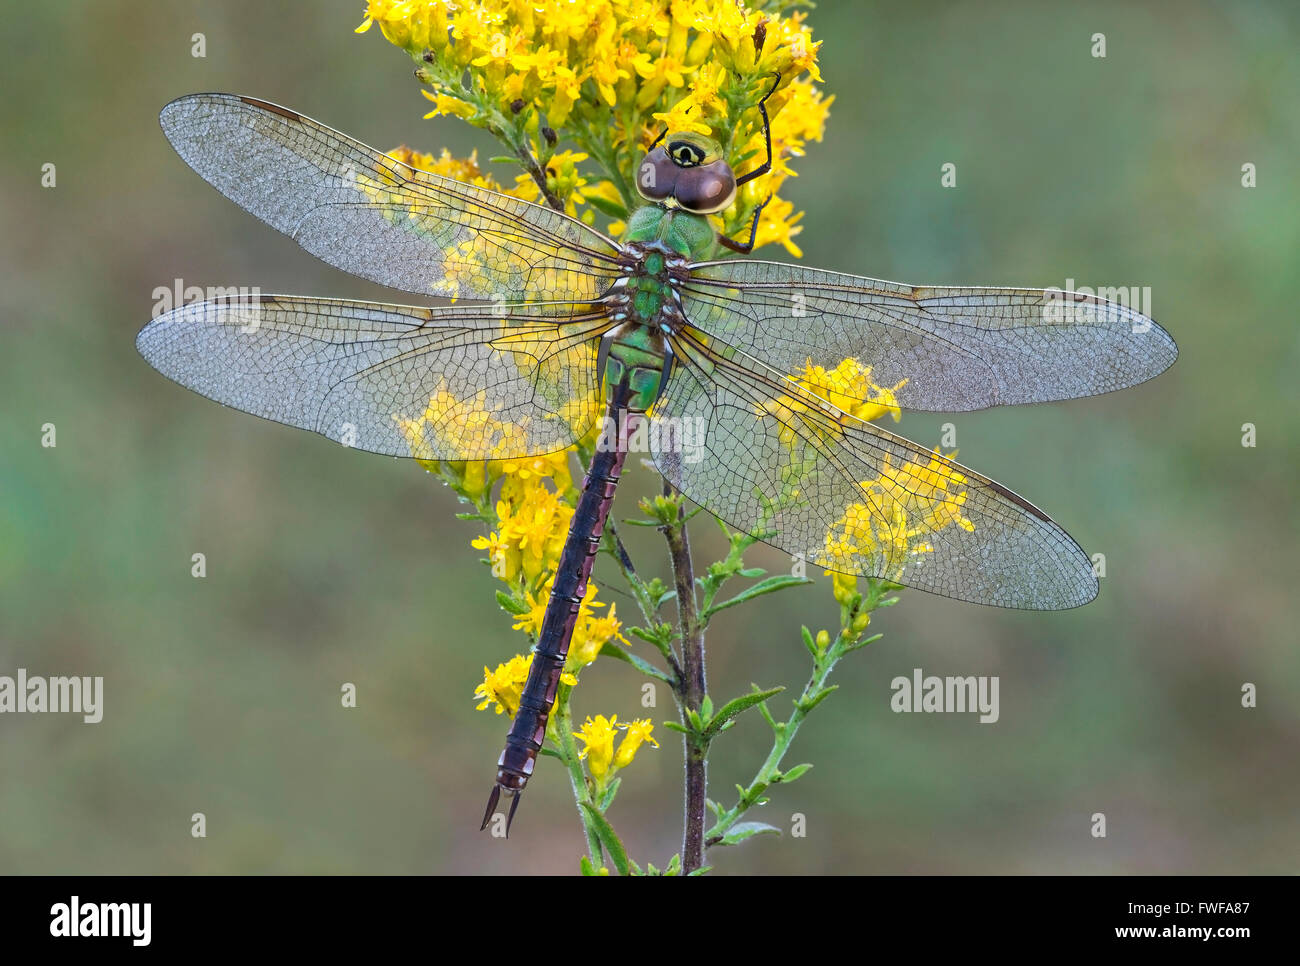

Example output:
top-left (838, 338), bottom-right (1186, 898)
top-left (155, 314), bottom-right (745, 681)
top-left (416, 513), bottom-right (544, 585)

top-left (475, 653), bottom-right (577, 716)
top-left (498, 485), bottom-right (573, 582)
top-left (650, 101), bottom-right (713, 137)
top-left (875, 448), bottom-right (976, 537)
top-left (822, 448), bottom-right (975, 589)
top-left (510, 581), bottom-right (627, 672)
top-left (568, 591), bottom-right (629, 669)
top-left (510, 150), bottom-right (592, 217)
top-left (574, 714), bottom-right (620, 779)
top-left (358, 0), bottom-right (829, 253)
top-left (474, 654), bottom-right (530, 715)
top-left (386, 145), bottom-right (506, 191)
top-left (498, 452), bottom-right (574, 504)
top-left (472, 528), bottom-right (518, 582)
top-left (613, 718), bottom-right (659, 768)
top-left (830, 572), bottom-right (858, 606)
top-left (577, 715), bottom-right (660, 781)
top-left (420, 88), bottom-right (477, 121)
top-left (796, 358), bottom-right (907, 426)
top-left (756, 357), bottom-right (907, 460)
top-left (510, 586), bottom-right (550, 638)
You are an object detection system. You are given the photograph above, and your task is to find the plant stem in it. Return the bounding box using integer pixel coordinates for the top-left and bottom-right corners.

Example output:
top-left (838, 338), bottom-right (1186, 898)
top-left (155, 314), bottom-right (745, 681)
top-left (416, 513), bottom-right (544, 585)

top-left (706, 583), bottom-right (891, 845)
top-left (704, 653), bottom-right (834, 846)
top-left (551, 687), bottom-right (604, 866)
top-left (663, 482), bottom-right (707, 873)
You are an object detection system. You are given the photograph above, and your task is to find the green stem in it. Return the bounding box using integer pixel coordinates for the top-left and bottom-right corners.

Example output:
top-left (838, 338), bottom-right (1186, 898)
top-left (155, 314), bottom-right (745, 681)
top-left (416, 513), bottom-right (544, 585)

top-left (705, 583), bottom-right (891, 846)
top-left (551, 685), bottom-right (603, 866)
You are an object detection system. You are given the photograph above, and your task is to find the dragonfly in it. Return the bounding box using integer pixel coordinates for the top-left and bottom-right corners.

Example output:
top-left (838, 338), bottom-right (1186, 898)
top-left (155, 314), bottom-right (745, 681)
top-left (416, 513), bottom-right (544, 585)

top-left (137, 87), bottom-right (1177, 834)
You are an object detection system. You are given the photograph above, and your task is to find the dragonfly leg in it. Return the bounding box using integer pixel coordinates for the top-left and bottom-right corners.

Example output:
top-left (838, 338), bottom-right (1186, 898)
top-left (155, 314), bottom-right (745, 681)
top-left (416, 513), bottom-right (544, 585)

top-left (718, 72), bottom-right (780, 255)
top-left (716, 193), bottom-right (772, 255)
top-left (733, 72), bottom-right (781, 188)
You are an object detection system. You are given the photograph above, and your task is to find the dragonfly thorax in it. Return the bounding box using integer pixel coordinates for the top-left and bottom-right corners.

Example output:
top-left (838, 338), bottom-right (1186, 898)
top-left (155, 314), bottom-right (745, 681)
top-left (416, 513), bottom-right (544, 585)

top-left (598, 241), bottom-right (691, 413)
top-left (623, 203), bottom-right (716, 259)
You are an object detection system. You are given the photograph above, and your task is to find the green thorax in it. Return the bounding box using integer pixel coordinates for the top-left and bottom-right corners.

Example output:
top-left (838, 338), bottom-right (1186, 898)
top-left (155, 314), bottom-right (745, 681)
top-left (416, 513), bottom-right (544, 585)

top-left (599, 206), bottom-right (714, 413)
top-left (624, 204), bottom-right (717, 259)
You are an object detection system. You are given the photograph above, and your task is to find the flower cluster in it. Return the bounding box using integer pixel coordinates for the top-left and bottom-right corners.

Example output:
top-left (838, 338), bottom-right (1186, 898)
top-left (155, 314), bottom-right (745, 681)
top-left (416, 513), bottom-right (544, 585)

top-left (357, 0), bottom-right (831, 253)
top-left (758, 355), bottom-right (975, 613)
top-left (574, 714), bottom-right (660, 786)
top-left (465, 452), bottom-right (630, 692)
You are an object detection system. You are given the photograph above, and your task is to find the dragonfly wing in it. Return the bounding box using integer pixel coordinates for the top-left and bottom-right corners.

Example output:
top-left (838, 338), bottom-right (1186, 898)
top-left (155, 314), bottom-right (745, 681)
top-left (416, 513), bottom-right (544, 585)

top-left (137, 295), bottom-right (608, 459)
top-left (159, 94), bottom-right (623, 302)
top-left (681, 260), bottom-right (1177, 412)
top-left (651, 332), bottom-right (1097, 609)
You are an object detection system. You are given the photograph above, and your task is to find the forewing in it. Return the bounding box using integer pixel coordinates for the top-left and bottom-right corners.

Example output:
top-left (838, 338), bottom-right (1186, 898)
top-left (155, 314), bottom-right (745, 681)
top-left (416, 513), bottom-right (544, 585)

top-left (136, 295), bottom-right (607, 459)
top-left (650, 332), bottom-right (1098, 609)
top-left (682, 260), bottom-right (1177, 412)
top-left (159, 93), bottom-right (623, 302)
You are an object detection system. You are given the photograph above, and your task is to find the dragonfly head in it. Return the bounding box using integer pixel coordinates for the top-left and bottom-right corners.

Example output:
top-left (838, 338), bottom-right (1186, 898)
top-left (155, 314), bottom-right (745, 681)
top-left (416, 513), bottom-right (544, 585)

top-left (636, 132), bottom-right (737, 215)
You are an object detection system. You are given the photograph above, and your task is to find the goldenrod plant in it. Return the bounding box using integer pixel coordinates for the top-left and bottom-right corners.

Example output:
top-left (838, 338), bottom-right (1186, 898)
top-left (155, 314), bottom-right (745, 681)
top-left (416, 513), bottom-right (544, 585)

top-left (356, 0), bottom-right (966, 875)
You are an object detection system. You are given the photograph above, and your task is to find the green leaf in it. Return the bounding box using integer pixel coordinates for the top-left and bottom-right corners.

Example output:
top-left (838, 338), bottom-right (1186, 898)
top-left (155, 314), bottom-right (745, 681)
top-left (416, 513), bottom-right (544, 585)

top-left (801, 625), bottom-right (818, 659)
top-left (798, 684), bottom-right (839, 713)
top-left (585, 193), bottom-right (628, 218)
top-left (776, 763), bottom-right (813, 783)
top-left (579, 855), bottom-right (602, 876)
top-left (598, 776), bottom-right (622, 811)
top-left (494, 590), bottom-right (527, 615)
top-left (580, 802), bottom-right (630, 876)
top-left (844, 632), bottom-right (884, 654)
top-left (703, 575), bottom-right (812, 619)
top-left (627, 624), bottom-right (669, 646)
top-left (597, 642), bottom-right (671, 682)
top-left (704, 685), bottom-right (785, 737)
top-left (488, 154), bottom-right (521, 165)
top-left (719, 821), bottom-right (782, 846)
top-left (662, 721), bottom-right (688, 735)
top-left (619, 516), bottom-right (663, 527)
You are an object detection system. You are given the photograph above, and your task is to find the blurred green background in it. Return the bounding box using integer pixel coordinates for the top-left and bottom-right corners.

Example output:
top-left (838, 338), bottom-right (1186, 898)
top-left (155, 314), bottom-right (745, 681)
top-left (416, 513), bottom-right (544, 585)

top-left (2, 0), bottom-right (1296, 875)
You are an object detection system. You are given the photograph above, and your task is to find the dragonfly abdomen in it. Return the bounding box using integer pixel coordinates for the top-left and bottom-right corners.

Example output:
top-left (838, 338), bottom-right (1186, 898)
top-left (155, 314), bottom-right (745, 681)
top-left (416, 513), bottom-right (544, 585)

top-left (483, 383), bottom-right (639, 834)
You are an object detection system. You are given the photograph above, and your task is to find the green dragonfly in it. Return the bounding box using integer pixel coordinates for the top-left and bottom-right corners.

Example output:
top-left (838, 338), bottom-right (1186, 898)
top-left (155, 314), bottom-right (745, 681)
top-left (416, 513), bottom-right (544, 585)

top-left (137, 89), bottom-right (1177, 832)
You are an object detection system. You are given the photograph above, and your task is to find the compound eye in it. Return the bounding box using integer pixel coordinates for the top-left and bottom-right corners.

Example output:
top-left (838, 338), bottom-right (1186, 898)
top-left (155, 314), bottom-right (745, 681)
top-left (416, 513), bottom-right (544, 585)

top-left (636, 146), bottom-right (677, 202)
top-left (673, 161), bottom-right (737, 214)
